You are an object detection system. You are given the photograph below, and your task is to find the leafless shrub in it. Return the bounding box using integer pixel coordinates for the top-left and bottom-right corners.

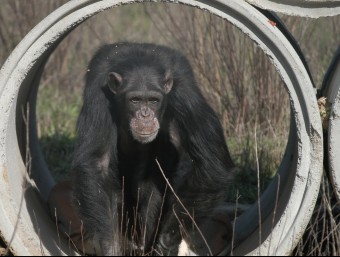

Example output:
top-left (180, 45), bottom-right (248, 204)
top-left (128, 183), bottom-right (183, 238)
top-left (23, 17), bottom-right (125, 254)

top-left (144, 3), bottom-right (290, 184)
top-left (0, 0), bottom-right (68, 65)
top-left (294, 176), bottom-right (340, 256)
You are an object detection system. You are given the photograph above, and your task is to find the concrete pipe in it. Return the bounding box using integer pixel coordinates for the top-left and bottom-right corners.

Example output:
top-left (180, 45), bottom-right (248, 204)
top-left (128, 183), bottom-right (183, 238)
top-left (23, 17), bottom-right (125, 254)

top-left (0, 0), bottom-right (323, 255)
top-left (245, 0), bottom-right (340, 17)
top-left (321, 47), bottom-right (340, 202)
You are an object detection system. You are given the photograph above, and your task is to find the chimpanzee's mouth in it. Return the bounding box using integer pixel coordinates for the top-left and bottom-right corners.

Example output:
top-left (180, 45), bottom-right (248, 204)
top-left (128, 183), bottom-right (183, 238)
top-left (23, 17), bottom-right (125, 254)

top-left (132, 129), bottom-right (159, 144)
top-left (134, 130), bottom-right (159, 137)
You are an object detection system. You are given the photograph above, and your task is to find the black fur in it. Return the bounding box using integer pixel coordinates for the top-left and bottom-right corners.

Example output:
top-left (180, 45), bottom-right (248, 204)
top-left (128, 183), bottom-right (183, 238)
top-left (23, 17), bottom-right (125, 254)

top-left (72, 42), bottom-right (234, 256)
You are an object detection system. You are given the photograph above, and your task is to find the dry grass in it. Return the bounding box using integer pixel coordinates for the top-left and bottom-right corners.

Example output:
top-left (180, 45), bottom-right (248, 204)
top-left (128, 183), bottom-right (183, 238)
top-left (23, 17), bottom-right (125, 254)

top-left (293, 176), bottom-right (340, 256)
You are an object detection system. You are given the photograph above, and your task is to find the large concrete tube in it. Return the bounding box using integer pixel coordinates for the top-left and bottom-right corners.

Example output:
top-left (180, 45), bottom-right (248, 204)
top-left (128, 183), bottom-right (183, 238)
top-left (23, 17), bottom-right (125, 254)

top-left (322, 47), bottom-right (340, 202)
top-left (245, 0), bottom-right (340, 17)
top-left (0, 0), bottom-right (323, 255)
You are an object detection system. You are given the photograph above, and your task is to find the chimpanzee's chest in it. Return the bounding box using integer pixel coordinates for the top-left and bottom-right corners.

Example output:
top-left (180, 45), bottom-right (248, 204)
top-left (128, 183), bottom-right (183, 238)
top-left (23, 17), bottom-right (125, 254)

top-left (117, 150), bottom-right (177, 246)
top-left (117, 138), bottom-right (179, 194)
top-left (118, 152), bottom-right (175, 201)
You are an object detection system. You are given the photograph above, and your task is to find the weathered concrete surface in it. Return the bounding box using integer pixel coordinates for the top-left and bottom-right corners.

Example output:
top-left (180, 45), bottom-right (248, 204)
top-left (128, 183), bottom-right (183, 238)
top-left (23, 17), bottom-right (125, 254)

top-left (245, 0), bottom-right (340, 17)
top-left (0, 0), bottom-right (323, 255)
top-left (323, 47), bottom-right (340, 202)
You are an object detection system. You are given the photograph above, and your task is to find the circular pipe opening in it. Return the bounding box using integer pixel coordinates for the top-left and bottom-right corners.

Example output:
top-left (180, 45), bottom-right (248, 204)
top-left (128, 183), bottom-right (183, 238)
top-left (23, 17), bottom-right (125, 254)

top-left (0, 0), bottom-right (323, 255)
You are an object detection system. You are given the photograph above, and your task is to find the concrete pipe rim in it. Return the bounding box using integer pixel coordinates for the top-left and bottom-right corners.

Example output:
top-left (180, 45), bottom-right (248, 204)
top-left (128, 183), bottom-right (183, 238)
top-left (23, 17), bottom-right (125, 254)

top-left (244, 0), bottom-right (340, 17)
top-left (323, 47), bottom-right (340, 202)
top-left (0, 0), bottom-right (323, 256)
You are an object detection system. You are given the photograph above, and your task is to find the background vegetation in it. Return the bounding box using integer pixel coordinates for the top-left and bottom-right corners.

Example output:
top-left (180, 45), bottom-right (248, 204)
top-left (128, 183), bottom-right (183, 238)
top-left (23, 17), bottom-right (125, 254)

top-left (0, 0), bottom-right (339, 255)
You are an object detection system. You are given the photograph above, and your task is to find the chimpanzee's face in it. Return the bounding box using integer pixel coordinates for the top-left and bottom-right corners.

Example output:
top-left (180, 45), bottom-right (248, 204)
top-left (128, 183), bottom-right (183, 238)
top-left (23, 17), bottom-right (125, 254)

top-left (107, 67), bottom-right (173, 144)
top-left (125, 89), bottom-right (164, 143)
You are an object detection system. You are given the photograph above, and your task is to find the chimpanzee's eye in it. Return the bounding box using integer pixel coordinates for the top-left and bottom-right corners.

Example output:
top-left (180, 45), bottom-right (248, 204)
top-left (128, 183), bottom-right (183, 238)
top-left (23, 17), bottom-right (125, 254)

top-left (149, 98), bottom-right (159, 104)
top-left (130, 98), bottom-right (141, 104)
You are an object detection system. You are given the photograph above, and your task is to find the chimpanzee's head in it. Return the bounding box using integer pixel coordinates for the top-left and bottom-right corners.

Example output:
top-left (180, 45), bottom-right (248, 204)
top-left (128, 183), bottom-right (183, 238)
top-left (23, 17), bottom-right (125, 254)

top-left (107, 66), bottom-right (173, 144)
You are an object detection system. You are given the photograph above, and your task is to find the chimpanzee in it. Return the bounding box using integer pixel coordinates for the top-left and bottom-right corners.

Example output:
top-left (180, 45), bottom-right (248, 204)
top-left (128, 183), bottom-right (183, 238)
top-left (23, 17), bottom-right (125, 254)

top-left (71, 42), bottom-right (234, 256)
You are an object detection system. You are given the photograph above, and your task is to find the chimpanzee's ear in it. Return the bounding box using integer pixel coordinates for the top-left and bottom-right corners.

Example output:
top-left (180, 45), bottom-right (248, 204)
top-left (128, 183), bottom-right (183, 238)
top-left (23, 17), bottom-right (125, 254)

top-left (107, 72), bottom-right (123, 94)
top-left (164, 71), bottom-right (173, 94)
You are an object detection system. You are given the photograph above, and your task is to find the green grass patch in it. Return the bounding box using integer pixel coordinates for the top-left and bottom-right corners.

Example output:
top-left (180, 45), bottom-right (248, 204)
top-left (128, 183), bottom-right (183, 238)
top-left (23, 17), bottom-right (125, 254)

top-left (37, 85), bottom-right (81, 181)
top-left (36, 85), bottom-right (81, 138)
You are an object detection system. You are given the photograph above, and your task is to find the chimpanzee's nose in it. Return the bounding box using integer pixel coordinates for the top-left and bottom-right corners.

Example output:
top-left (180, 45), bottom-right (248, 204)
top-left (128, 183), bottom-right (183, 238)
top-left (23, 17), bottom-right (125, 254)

top-left (141, 107), bottom-right (151, 118)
